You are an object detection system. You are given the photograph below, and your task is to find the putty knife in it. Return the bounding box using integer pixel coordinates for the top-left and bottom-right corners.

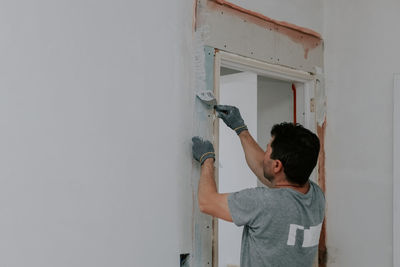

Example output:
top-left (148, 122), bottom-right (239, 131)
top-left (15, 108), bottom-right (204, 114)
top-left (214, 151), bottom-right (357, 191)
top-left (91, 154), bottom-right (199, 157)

top-left (196, 90), bottom-right (217, 107)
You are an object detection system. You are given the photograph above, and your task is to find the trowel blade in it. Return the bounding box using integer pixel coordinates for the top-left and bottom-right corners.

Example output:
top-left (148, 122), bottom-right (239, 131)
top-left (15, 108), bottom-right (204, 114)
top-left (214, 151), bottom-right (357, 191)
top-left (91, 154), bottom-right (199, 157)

top-left (196, 90), bottom-right (217, 107)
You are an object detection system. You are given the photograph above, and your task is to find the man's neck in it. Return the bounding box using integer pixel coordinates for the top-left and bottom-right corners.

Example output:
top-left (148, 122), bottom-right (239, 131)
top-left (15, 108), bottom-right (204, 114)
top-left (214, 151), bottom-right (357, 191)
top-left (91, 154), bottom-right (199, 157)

top-left (273, 181), bottom-right (310, 194)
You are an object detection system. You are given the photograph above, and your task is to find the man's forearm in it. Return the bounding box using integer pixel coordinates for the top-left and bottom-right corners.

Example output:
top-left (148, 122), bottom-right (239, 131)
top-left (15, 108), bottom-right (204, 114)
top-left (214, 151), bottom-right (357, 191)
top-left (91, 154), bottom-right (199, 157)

top-left (197, 158), bottom-right (233, 222)
top-left (238, 130), bottom-right (271, 186)
top-left (198, 158), bottom-right (217, 209)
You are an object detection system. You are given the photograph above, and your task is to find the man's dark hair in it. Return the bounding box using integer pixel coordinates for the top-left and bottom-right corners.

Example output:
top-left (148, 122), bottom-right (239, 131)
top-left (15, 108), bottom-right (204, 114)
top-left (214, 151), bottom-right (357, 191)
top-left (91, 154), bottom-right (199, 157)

top-left (270, 122), bottom-right (320, 185)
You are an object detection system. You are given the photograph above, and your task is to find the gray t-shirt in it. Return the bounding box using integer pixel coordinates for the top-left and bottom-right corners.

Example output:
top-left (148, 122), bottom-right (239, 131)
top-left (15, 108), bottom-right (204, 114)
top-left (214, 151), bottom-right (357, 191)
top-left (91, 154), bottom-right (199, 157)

top-left (228, 181), bottom-right (325, 267)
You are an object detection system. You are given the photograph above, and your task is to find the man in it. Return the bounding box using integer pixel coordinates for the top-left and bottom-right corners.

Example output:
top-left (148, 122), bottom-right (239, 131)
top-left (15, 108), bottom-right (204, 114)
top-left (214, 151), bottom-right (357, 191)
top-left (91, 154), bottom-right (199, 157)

top-left (192, 105), bottom-right (325, 267)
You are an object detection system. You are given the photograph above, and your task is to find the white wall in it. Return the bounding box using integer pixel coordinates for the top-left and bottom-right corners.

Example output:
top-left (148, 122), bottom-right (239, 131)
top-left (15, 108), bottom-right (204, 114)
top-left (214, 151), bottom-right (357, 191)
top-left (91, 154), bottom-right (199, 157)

top-left (223, 0), bottom-right (324, 35)
top-left (324, 0), bottom-right (400, 266)
top-left (0, 1), bottom-right (194, 266)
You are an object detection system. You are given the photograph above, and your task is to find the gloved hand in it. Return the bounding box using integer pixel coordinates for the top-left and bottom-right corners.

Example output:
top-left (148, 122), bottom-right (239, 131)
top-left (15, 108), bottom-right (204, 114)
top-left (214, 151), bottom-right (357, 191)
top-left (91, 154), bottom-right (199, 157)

top-left (214, 105), bottom-right (248, 135)
top-left (192, 137), bottom-right (215, 165)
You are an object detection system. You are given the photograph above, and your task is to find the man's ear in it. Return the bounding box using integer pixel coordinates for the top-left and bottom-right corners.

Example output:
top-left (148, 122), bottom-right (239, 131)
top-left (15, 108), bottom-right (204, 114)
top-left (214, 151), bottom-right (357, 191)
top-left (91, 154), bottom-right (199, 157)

top-left (273, 160), bottom-right (284, 173)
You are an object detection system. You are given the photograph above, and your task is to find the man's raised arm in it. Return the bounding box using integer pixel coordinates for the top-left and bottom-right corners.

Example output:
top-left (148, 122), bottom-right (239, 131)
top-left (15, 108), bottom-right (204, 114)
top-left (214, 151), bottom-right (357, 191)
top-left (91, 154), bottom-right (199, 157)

top-left (215, 105), bottom-right (271, 187)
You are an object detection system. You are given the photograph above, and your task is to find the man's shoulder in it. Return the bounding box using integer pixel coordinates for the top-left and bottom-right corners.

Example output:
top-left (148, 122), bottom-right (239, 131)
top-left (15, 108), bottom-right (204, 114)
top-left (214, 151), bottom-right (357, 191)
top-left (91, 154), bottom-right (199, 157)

top-left (310, 180), bottom-right (325, 199)
top-left (228, 186), bottom-right (275, 204)
top-left (231, 186), bottom-right (270, 197)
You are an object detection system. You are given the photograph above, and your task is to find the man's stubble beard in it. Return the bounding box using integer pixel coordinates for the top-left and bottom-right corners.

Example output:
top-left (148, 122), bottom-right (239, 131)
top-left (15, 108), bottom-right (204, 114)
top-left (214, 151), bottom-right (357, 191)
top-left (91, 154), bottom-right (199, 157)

top-left (263, 168), bottom-right (274, 183)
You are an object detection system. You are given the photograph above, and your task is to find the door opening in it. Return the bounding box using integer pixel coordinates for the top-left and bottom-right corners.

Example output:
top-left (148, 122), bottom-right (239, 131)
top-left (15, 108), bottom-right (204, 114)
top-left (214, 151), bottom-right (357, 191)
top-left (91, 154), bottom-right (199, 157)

top-left (212, 50), bottom-right (316, 267)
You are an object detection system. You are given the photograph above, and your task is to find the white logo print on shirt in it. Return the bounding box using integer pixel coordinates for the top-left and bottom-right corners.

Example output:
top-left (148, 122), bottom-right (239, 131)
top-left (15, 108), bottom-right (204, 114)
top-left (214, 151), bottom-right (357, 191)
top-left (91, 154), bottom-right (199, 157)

top-left (287, 223), bottom-right (322, 247)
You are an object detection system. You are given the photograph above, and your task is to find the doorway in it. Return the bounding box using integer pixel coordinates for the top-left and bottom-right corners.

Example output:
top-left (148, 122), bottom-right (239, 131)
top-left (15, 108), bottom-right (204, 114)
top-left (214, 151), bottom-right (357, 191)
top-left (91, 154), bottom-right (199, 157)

top-left (213, 50), bottom-right (316, 267)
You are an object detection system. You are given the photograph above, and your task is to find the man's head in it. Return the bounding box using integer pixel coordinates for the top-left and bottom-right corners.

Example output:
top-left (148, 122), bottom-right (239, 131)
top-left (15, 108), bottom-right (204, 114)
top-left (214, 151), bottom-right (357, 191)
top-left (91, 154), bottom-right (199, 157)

top-left (263, 122), bottom-right (320, 186)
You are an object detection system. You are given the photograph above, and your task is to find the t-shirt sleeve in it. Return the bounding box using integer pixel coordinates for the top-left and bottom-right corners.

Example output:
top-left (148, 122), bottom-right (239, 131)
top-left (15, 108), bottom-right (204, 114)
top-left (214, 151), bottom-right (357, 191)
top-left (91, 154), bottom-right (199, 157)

top-left (228, 187), bottom-right (266, 227)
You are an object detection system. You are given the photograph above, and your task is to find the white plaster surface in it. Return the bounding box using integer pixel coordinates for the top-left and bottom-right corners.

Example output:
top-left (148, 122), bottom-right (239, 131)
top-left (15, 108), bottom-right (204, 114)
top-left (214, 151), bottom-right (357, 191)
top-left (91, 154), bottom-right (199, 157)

top-left (222, 0), bottom-right (324, 35)
top-left (323, 0), bottom-right (400, 265)
top-left (0, 1), bottom-right (194, 266)
top-left (218, 72), bottom-right (258, 267)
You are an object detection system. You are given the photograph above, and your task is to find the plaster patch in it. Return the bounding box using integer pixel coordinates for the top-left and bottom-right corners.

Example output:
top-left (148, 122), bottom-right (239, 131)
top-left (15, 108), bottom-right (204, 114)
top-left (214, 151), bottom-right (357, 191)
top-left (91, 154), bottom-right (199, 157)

top-left (208, 0), bottom-right (322, 59)
top-left (315, 78), bottom-right (327, 126)
top-left (214, 0), bottom-right (321, 39)
top-left (193, 25), bottom-right (210, 99)
top-left (193, 0), bottom-right (198, 32)
top-left (191, 15), bottom-right (215, 264)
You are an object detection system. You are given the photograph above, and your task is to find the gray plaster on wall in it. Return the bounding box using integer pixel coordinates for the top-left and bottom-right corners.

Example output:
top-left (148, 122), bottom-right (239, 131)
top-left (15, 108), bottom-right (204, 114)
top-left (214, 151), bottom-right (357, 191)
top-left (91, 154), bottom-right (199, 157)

top-left (197, 0), bottom-right (323, 73)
